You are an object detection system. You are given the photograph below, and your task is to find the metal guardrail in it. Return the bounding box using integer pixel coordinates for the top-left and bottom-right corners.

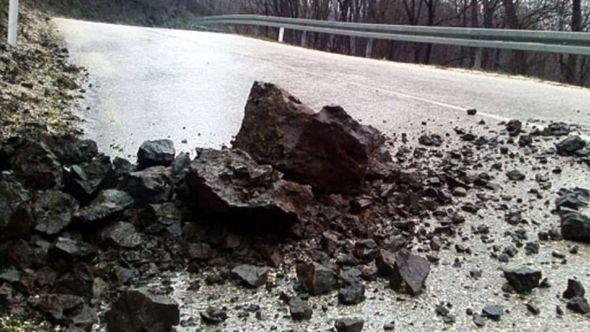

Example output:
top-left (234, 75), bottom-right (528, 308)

top-left (195, 14), bottom-right (590, 68)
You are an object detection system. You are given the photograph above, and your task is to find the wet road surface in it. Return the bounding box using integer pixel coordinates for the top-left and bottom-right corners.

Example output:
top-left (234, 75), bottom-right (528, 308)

top-left (54, 18), bottom-right (590, 159)
top-left (54, 18), bottom-right (590, 332)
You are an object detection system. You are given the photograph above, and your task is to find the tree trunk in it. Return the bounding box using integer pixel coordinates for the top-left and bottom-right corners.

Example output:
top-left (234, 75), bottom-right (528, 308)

top-left (502, 0), bottom-right (526, 74)
top-left (564, 0), bottom-right (582, 84)
top-left (470, 0), bottom-right (479, 67)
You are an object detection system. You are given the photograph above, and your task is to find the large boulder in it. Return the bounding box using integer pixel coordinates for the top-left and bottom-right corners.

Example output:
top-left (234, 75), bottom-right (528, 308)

top-left (105, 288), bottom-right (180, 332)
top-left (232, 82), bottom-right (388, 194)
top-left (186, 148), bottom-right (313, 228)
top-left (137, 139), bottom-right (175, 169)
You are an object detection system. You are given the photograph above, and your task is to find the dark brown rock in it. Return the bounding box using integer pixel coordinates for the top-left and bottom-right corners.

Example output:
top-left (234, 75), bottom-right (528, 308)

top-left (375, 249), bottom-right (396, 277)
top-left (29, 190), bottom-right (79, 236)
top-left (140, 202), bottom-right (183, 236)
top-left (560, 211), bottom-right (590, 243)
top-left (389, 249), bottom-right (430, 295)
top-left (186, 148), bottom-right (313, 229)
top-left (563, 279), bottom-right (586, 299)
top-left (338, 282), bottom-right (365, 305)
top-left (503, 266), bottom-right (542, 293)
top-left (566, 297), bottom-right (590, 315)
top-left (120, 166), bottom-right (173, 204)
top-left (289, 296), bottom-right (312, 321)
top-left (0, 177), bottom-right (32, 240)
top-left (232, 82), bottom-right (388, 194)
top-left (137, 139), bottom-right (175, 169)
top-left (99, 221), bottom-right (142, 248)
top-left (9, 140), bottom-right (63, 190)
top-left (73, 189), bottom-right (134, 227)
top-left (335, 318), bottom-right (365, 332)
top-left (186, 242), bottom-right (214, 260)
top-left (230, 265), bottom-right (270, 288)
top-left (200, 306), bottom-right (228, 324)
top-left (556, 136), bottom-right (587, 156)
top-left (105, 288), bottom-right (180, 332)
top-left (52, 137), bottom-right (98, 165)
top-left (64, 154), bottom-right (114, 203)
top-left (296, 261), bottom-right (338, 295)
top-left (30, 293), bottom-right (94, 327)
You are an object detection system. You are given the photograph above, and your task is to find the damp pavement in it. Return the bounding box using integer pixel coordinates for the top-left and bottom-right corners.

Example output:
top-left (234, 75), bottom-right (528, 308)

top-left (53, 18), bottom-right (590, 332)
top-left (54, 18), bottom-right (590, 160)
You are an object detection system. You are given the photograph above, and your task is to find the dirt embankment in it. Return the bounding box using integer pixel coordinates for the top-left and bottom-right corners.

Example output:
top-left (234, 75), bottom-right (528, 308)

top-left (0, 4), bottom-right (85, 140)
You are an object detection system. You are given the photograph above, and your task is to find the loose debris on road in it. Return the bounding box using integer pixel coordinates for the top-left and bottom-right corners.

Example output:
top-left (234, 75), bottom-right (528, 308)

top-left (1, 80), bottom-right (590, 331)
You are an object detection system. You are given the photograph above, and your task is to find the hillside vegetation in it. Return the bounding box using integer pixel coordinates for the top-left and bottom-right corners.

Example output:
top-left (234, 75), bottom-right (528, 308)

top-left (28, 0), bottom-right (214, 28)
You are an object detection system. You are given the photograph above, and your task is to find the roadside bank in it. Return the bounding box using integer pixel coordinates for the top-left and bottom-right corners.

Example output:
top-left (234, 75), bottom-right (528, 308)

top-left (0, 4), bottom-right (84, 140)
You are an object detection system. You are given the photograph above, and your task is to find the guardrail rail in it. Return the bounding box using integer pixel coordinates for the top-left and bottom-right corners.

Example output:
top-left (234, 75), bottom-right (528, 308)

top-left (194, 14), bottom-right (590, 69)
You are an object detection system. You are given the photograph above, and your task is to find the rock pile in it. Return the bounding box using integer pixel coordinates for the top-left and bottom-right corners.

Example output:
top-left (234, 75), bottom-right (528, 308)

top-left (1, 82), bottom-right (589, 330)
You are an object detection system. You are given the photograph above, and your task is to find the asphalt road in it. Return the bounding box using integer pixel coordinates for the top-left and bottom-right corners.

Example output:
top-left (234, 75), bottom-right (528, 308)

top-left (54, 18), bottom-right (590, 159)
top-left (53, 19), bottom-right (590, 332)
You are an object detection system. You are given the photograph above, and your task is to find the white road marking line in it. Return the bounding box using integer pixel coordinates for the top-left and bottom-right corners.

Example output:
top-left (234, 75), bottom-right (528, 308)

top-left (347, 81), bottom-right (511, 122)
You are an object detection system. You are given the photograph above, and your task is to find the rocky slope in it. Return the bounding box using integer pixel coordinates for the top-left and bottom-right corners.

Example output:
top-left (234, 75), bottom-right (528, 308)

top-left (0, 4), bottom-right (84, 140)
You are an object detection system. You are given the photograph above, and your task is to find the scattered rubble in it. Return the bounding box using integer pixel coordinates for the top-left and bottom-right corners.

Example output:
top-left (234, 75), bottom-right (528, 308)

top-left (0, 79), bottom-right (589, 330)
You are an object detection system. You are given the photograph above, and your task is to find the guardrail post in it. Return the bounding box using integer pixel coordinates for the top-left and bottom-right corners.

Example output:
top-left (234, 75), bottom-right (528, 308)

top-left (278, 27), bottom-right (285, 43)
top-left (365, 38), bottom-right (374, 58)
top-left (474, 48), bottom-right (483, 69)
top-left (7, 0), bottom-right (19, 46)
top-left (301, 31), bottom-right (307, 47)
